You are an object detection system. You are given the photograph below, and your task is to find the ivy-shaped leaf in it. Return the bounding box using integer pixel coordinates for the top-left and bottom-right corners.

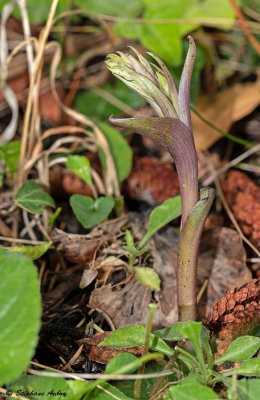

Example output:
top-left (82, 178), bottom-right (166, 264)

top-left (15, 180), bottom-right (55, 214)
top-left (70, 195), bottom-right (114, 228)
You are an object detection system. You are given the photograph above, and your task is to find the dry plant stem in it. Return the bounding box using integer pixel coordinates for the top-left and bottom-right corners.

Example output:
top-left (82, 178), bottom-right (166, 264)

top-left (17, 0), bottom-right (34, 75)
top-left (27, 58), bottom-right (42, 160)
top-left (149, 347), bottom-right (182, 399)
top-left (205, 143), bottom-right (260, 186)
top-left (49, 42), bottom-right (120, 196)
top-left (18, 0), bottom-right (59, 187)
top-left (134, 304), bottom-right (157, 399)
top-left (229, 0), bottom-right (260, 56)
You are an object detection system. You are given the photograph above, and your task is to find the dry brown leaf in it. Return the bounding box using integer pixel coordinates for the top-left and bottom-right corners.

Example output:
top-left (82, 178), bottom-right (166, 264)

top-left (192, 80), bottom-right (260, 151)
top-left (78, 332), bottom-right (144, 364)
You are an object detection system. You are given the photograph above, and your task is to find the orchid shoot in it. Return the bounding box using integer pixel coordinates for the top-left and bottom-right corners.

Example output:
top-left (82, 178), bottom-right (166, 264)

top-left (106, 37), bottom-right (214, 321)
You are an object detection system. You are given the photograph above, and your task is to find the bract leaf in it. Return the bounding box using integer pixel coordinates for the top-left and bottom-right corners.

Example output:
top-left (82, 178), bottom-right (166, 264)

top-left (178, 36), bottom-right (196, 131)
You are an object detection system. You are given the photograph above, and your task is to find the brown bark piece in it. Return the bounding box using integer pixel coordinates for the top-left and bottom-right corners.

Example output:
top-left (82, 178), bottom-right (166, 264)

top-left (221, 170), bottom-right (260, 249)
top-left (78, 332), bottom-right (143, 364)
top-left (124, 157), bottom-right (180, 205)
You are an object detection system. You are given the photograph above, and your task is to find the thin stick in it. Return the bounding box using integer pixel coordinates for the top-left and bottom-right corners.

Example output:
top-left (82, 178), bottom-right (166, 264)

top-left (207, 155), bottom-right (260, 257)
top-left (27, 368), bottom-right (175, 380)
top-left (204, 143), bottom-right (260, 186)
top-left (229, 0), bottom-right (260, 56)
top-left (0, 236), bottom-right (48, 245)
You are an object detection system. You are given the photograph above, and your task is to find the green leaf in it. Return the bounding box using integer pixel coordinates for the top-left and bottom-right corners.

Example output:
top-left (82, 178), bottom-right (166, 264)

top-left (6, 241), bottom-right (52, 260)
top-left (228, 378), bottom-right (260, 400)
top-left (105, 353), bottom-right (141, 375)
top-left (91, 382), bottom-right (134, 400)
top-left (66, 155), bottom-right (93, 187)
top-left (153, 322), bottom-right (188, 341)
top-left (0, 249), bottom-right (41, 385)
top-left (200, 326), bottom-right (213, 369)
top-left (70, 195), bottom-right (114, 229)
top-left (74, 80), bottom-right (145, 121)
top-left (1, 0), bottom-right (68, 23)
top-left (0, 141), bottom-right (20, 175)
top-left (167, 383), bottom-right (219, 400)
top-left (116, 0), bottom-right (235, 66)
top-left (99, 325), bottom-right (174, 357)
top-left (125, 229), bottom-right (134, 247)
top-left (179, 372), bottom-right (206, 386)
top-left (139, 20), bottom-right (182, 67)
top-left (48, 207), bottom-right (62, 228)
top-left (77, 0), bottom-right (143, 17)
top-left (9, 375), bottom-right (89, 400)
top-left (181, 0), bottom-right (236, 34)
top-left (215, 336), bottom-right (260, 364)
top-left (139, 196), bottom-right (181, 248)
top-left (180, 322), bottom-right (205, 371)
top-left (224, 358), bottom-right (260, 377)
top-left (98, 122), bottom-right (132, 182)
top-left (117, 363), bottom-right (166, 400)
top-left (134, 267), bottom-right (161, 291)
top-left (123, 245), bottom-right (149, 257)
top-left (15, 180), bottom-right (55, 214)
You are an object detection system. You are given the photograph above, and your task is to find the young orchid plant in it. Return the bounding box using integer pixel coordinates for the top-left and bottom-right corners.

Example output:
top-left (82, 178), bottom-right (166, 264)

top-left (106, 36), bottom-right (214, 322)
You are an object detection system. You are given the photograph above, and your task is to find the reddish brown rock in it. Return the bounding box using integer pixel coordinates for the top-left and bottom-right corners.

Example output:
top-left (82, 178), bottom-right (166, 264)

top-left (62, 172), bottom-right (94, 196)
top-left (221, 170), bottom-right (260, 249)
top-left (124, 157), bottom-right (180, 205)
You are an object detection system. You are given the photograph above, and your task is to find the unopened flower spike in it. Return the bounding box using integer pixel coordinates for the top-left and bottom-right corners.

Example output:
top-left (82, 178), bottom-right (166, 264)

top-left (106, 49), bottom-right (177, 118)
top-left (106, 37), bottom-right (215, 322)
top-left (106, 36), bottom-right (198, 226)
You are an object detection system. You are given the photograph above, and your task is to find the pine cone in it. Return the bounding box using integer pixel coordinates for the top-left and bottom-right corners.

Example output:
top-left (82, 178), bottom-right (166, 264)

top-left (204, 279), bottom-right (260, 356)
